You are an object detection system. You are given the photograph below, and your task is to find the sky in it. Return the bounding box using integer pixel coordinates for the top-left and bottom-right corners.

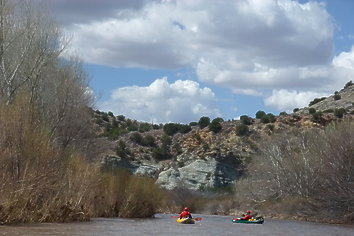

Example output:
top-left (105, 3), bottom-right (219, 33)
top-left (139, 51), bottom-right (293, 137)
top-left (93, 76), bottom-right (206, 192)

top-left (41, 0), bottom-right (354, 124)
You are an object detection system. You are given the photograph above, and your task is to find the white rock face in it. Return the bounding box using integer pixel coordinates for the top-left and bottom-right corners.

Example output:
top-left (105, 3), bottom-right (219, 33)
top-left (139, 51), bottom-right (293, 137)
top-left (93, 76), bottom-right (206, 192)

top-left (156, 158), bottom-right (240, 190)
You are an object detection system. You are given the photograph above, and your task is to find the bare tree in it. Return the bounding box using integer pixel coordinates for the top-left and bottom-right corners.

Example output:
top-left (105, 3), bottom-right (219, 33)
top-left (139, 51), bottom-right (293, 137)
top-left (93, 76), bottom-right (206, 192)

top-left (0, 0), bottom-right (66, 104)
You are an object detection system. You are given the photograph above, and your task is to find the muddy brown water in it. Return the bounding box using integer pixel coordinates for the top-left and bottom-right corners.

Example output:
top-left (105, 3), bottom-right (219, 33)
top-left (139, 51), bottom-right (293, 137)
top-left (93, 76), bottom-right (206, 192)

top-left (1, 214), bottom-right (353, 235)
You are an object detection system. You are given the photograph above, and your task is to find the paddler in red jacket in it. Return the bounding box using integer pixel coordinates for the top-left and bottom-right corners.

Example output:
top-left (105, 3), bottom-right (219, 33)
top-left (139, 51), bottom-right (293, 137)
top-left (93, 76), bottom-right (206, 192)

top-left (179, 207), bottom-right (192, 219)
top-left (241, 210), bottom-right (252, 220)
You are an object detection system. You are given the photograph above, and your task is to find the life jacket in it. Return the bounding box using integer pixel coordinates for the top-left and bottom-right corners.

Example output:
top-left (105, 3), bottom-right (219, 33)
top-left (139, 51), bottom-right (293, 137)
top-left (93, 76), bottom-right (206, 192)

top-left (180, 211), bottom-right (192, 219)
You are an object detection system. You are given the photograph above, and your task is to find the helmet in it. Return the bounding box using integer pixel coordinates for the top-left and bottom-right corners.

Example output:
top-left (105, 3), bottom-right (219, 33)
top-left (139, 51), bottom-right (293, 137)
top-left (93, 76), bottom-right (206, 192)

top-left (247, 210), bottom-right (251, 214)
top-left (184, 207), bottom-right (189, 211)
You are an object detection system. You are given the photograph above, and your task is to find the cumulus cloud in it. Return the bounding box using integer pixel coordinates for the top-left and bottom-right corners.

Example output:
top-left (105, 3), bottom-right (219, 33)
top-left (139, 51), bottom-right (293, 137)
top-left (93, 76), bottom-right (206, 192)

top-left (50, 0), bottom-right (354, 116)
top-left (99, 77), bottom-right (221, 123)
top-left (63, 1), bottom-right (352, 83)
top-left (264, 90), bottom-right (328, 111)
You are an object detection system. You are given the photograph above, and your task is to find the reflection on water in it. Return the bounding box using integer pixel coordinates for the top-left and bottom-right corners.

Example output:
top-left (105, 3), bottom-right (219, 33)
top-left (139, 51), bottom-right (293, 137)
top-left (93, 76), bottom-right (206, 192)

top-left (1, 214), bottom-right (353, 236)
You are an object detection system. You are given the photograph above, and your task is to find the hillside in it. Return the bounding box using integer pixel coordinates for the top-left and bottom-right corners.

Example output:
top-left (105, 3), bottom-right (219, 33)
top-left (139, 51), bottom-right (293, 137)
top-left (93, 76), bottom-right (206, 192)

top-left (96, 81), bottom-right (354, 191)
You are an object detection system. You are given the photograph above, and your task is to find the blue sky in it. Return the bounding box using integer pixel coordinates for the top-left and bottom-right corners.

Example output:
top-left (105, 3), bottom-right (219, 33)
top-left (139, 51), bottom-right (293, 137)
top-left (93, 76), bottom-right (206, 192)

top-left (45, 0), bottom-right (354, 123)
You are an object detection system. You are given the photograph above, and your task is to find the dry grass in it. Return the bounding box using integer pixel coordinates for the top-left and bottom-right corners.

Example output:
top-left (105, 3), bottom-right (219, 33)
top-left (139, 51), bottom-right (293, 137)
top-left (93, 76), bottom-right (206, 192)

top-left (0, 95), bottom-right (166, 224)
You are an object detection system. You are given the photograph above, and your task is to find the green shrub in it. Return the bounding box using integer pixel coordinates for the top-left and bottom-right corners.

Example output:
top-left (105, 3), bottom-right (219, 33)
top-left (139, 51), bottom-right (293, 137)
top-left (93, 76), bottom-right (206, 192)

top-left (96, 118), bottom-right (103, 125)
top-left (293, 108), bottom-right (300, 113)
top-left (108, 111), bottom-right (114, 117)
top-left (112, 120), bottom-right (118, 127)
top-left (163, 123), bottom-right (180, 136)
top-left (334, 108), bottom-right (346, 118)
top-left (152, 124), bottom-right (160, 130)
top-left (334, 94), bottom-right (341, 100)
top-left (236, 124), bottom-right (249, 136)
top-left (240, 115), bottom-right (252, 125)
top-left (179, 124), bottom-right (192, 134)
top-left (117, 115), bottom-right (125, 121)
top-left (279, 111), bottom-right (287, 116)
top-left (209, 119), bottom-right (222, 133)
top-left (141, 135), bottom-right (156, 147)
top-left (105, 127), bottom-right (129, 140)
top-left (323, 109), bottom-right (334, 113)
top-left (152, 147), bottom-right (171, 161)
top-left (189, 122), bottom-right (198, 126)
top-left (266, 124), bottom-right (275, 131)
top-left (267, 113), bottom-right (276, 123)
top-left (311, 111), bottom-right (323, 123)
top-left (198, 116), bottom-right (210, 129)
top-left (213, 117), bottom-right (224, 123)
top-left (116, 140), bottom-right (130, 157)
top-left (308, 108), bottom-right (316, 114)
top-left (256, 110), bottom-right (266, 119)
top-left (139, 123), bottom-right (152, 133)
top-left (161, 134), bottom-right (172, 146)
top-left (261, 113), bottom-right (276, 124)
top-left (172, 143), bottom-right (182, 155)
top-left (130, 132), bottom-right (143, 144)
top-left (102, 113), bottom-right (109, 122)
top-left (127, 120), bottom-right (138, 131)
top-left (309, 97), bottom-right (326, 106)
top-left (344, 80), bottom-right (353, 89)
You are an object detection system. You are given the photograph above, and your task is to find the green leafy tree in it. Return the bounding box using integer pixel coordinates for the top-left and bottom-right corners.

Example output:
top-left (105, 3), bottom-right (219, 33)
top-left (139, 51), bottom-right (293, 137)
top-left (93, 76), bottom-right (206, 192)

top-left (198, 116), bottom-right (210, 129)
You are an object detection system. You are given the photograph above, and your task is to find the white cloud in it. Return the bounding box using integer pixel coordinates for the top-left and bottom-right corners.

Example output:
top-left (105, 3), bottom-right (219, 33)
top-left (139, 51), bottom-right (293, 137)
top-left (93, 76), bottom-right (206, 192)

top-left (56, 0), bottom-right (354, 116)
top-left (99, 77), bottom-right (221, 123)
top-left (264, 89), bottom-right (328, 112)
top-left (64, 1), bottom-right (353, 89)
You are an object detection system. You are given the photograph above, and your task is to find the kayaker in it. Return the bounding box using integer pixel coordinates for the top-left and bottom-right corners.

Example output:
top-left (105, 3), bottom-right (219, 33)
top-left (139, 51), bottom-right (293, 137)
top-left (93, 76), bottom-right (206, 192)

top-left (241, 210), bottom-right (252, 220)
top-left (179, 207), bottom-right (192, 219)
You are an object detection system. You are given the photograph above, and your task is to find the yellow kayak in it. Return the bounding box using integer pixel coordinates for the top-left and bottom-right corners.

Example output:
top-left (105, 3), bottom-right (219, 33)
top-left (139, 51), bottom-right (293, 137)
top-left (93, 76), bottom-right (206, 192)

top-left (176, 218), bottom-right (196, 224)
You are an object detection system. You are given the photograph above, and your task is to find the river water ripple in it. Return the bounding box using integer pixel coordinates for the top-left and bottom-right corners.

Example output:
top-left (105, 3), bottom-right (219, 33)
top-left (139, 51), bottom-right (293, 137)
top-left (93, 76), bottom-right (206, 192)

top-left (1, 214), bottom-right (353, 236)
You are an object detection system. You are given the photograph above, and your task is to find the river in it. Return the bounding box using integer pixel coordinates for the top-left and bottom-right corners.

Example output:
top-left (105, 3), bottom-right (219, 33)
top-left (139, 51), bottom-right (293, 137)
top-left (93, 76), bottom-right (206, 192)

top-left (1, 214), bottom-right (353, 236)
